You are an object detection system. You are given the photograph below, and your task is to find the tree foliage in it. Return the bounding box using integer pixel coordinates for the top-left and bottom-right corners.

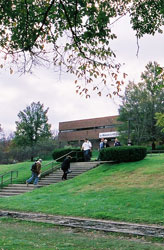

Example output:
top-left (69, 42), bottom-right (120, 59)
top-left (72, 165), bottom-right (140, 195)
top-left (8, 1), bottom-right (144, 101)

top-left (130, 0), bottom-right (164, 38)
top-left (0, 0), bottom-right (163, 97)
top-left (118, 61), bottom-right (164, 146)
top-left (155, 113), bottom-right (164, 133)
top-left (14, 102), bottom-right (52, 159)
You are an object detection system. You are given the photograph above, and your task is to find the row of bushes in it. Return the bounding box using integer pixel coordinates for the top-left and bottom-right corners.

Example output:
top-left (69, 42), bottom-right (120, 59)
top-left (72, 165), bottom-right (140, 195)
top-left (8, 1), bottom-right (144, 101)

top-left (52, 146), bottom-right (147, 163)
top-left (99, 146), bottom-right (147, 163)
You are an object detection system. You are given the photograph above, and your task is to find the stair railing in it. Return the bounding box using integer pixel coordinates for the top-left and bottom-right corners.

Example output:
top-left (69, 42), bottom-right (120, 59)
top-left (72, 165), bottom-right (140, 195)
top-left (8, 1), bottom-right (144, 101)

top-left (40, 151), bottom-right (76, 177)
top-left (0, 170), bottom-right (18, 189)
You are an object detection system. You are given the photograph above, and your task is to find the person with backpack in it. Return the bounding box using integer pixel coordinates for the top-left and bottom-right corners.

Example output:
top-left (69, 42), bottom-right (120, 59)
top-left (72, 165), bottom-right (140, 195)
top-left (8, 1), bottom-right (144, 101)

top-left (26, 159), bottom-right (42, 186)
top-left (61, 155), bottom-right (72, 180)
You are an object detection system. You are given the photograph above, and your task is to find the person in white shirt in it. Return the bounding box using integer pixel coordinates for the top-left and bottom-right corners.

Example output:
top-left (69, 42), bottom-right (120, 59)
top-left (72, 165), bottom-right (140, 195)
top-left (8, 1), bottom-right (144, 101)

top-left (81, 138), bottom-right (92, 161)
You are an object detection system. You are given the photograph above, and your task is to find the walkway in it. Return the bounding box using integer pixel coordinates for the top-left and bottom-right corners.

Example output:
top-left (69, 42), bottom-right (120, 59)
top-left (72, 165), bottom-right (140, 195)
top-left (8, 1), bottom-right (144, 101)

top-left (0, 210), bottom-right (164, 238)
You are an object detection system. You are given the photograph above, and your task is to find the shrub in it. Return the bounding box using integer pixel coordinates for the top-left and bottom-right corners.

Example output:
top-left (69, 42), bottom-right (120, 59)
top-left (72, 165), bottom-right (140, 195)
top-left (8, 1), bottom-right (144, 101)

top-left (99, 146), bottom-right (147, 163)
top-left (52, 148), bottom-right (84, 162)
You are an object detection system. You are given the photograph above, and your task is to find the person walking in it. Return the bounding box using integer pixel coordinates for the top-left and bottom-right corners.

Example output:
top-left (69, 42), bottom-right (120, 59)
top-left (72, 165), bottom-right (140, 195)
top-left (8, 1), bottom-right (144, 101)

top-left (26, 159), bottom-right (42, 186)
top-left (61, 155), bottom-right (72, 180)
top-left (81, 138), bottom-right (92, 161)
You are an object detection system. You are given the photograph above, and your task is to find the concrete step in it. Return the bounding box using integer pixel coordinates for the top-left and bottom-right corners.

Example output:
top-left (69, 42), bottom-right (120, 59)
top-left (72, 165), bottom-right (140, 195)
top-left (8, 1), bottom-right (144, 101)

top-left (40, 174), bottom-right (83, 180)
top-left (8, 184), bottom-right (34, 188)
top-left (39, 181), bottom-right (60, 185)
top-left (49, 170), bottom-right (91, 175)
top-left (0, 188), bottom-right (31, 194)
top-left (0, 192), bottom-right (23, 196)
top-left (4, 186), bottom-right (34, 190)
top-left (50, 169), bottom-right (89, 172)
top-left (42, 174), bottom-right (84, 179)
top-left (39, 181), bottom-right (62, 184)
top-left (45, 169), bottom-right (91, 174)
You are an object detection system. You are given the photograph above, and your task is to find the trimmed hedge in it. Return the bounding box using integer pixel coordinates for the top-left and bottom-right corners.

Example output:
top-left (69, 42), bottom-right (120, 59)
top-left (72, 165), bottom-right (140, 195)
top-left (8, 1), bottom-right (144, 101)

top-left (99, 146), bottom-right (147, 163)
top-left (52, 148), bottom-right (84, 162)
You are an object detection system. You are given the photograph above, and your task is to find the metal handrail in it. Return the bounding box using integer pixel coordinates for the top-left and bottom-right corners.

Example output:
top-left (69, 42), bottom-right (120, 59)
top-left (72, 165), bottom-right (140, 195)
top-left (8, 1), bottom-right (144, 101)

top-left (0, 170), bottom-right (18, 188)
top-left (54, 150), bottom-right (76, 162)
top-left (40, 151), bottom-right (76, 177)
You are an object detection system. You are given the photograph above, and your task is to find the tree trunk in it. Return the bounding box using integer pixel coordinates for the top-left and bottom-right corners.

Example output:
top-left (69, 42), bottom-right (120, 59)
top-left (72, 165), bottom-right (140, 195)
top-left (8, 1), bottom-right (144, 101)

top-left (152, 141), bottom-right (155, 150)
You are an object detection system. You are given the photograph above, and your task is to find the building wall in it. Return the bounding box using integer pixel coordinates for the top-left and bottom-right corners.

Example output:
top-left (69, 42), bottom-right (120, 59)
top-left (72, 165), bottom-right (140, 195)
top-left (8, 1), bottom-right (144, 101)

top-left (58, 115), bottom-right (120, 148)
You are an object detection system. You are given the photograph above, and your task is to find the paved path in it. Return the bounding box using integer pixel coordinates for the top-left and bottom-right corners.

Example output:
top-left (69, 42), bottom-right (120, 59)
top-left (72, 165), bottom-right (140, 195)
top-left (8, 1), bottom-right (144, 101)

top-left (0, 210), bottom-right (164, 238)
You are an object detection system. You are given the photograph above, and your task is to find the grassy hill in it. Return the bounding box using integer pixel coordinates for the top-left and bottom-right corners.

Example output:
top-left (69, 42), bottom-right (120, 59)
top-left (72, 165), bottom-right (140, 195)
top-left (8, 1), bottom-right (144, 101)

top-left (0, 154), bottom-right (164, 225)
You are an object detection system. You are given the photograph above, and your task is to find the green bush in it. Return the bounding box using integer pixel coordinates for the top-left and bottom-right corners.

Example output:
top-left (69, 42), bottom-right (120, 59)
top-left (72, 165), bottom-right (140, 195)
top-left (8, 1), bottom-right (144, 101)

top-left (99, 146), bottom-right (147, 163)
top-left (52, 148), bottom-right (84, 162)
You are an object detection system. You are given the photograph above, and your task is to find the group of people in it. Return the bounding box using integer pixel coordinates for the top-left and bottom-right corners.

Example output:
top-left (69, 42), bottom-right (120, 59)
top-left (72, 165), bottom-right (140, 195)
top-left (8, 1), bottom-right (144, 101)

top-left (99, 137), bottom-right (121, 149)
top-left (81, 137), bottom-right (121, 162)
top-left (97, 137), bottom-right (121, 161)
top-left (99, 138), bottom-right (110, 149)
top-left (26, 137), bottom-right (122, 185)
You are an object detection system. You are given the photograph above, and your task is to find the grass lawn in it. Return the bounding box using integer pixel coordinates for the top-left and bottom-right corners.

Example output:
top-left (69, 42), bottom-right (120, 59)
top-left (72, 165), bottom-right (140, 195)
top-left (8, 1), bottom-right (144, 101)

top-left (0, 155), bottom-right (164, 225)
top-left (0, 218), bottom-right (164, 250)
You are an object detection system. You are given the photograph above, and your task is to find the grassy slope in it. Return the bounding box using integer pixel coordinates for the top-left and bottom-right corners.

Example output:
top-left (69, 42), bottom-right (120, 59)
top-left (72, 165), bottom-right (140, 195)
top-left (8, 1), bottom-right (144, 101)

top-left (0, 155), bottom-right (164, 225)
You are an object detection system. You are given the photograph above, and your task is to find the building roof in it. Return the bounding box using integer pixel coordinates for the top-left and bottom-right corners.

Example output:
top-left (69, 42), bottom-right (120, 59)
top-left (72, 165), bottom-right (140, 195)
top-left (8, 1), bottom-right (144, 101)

top-left (59, 115), bottom-right (119, 130)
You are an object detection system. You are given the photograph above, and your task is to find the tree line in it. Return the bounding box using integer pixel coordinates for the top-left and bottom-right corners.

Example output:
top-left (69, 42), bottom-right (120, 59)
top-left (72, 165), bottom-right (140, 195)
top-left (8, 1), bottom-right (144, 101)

top-left (118, 61), bottom-right (164, 149)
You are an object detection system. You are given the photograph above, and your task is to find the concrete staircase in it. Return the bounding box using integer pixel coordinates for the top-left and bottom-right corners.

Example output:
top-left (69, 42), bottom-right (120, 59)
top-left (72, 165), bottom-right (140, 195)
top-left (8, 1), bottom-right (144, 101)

top-left (0, 161), bottom-right (99, 197)
top-left (38, 161), bottom-right (98, 186)
top-left (0, 184), bottom-right (36, 197)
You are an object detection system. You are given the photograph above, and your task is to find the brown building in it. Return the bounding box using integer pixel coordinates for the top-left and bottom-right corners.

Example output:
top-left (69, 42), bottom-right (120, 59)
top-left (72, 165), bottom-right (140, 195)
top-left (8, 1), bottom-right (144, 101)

top-left (58, 115), bottom-right (120, 148)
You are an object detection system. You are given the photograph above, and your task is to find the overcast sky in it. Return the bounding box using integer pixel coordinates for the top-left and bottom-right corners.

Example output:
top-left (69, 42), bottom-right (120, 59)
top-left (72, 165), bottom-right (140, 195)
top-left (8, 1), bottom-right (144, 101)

top-left (0, 16), bottom-right (164, 135)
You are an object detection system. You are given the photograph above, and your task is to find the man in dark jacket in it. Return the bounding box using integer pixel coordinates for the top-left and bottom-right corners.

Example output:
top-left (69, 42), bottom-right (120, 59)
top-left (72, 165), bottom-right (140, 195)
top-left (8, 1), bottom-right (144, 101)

top-left (61, 156), bottom-right (72, 180)
top-left (114, 138), bottom-right (121, 147)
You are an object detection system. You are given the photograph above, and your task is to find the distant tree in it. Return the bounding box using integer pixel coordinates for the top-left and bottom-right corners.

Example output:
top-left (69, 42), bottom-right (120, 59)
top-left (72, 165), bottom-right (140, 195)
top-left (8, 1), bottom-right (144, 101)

top-left (0, 124), bottom-right (3, 139)
top-left (14, 101), bottom-right (52, 161)
top-left (118, 62), bottom-right (164, 147)
top-left (155, 113), bottom-right (164, 133)
top-left (0, 1), bottom-right (163, 97)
